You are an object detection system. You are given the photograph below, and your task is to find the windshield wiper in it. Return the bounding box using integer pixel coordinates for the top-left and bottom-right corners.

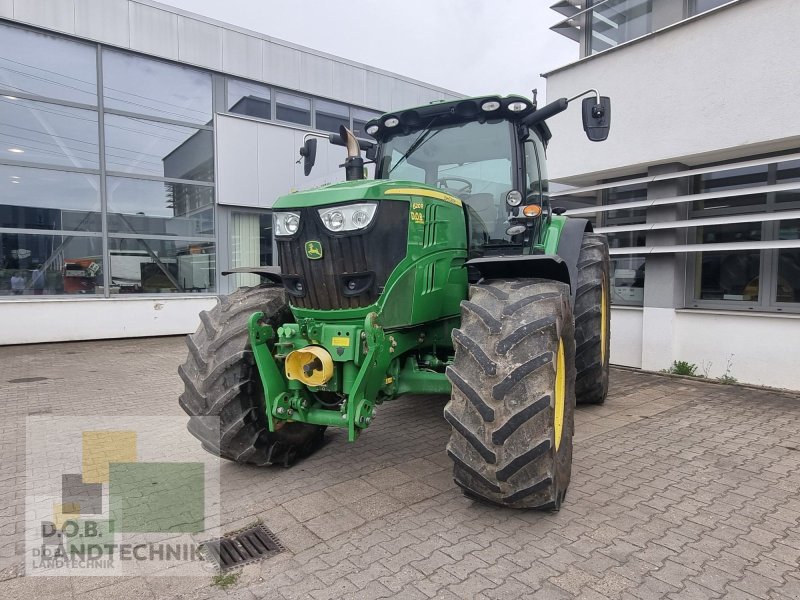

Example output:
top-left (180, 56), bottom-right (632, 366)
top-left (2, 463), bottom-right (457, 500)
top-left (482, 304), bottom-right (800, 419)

top-left (389, 117), bottom-right (441, 175)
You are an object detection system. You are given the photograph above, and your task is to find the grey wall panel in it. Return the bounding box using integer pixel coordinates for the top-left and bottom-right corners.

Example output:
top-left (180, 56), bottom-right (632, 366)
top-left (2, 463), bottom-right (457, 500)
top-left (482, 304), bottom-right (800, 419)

top-left (0, 0), bottom-right (13, 19)
top-left (129, 2), bottom-right (178, 60)
top-left (391, 77), bottom-right (422, 111)
top-left (13, 0), bottom-right (75, 34)
top-left (365, 71), bottom-right (394, 112)
top-left (217, 116), bottom-right (353, 210)
top-left (216, 115), bottom-right (260, 208)
top-left (256, 124), bottom-right (296, 207)
top-left (222, 28), bottom-right (262, 81)
top-left (299, 52), bottom-right (333, 98)
top-left (263, 42), bottom-right (301, 90)
top-left (74, 0), bottom-right (129, 46)
top-left (332, 62), bottom-right (366, 106)
top-left (178, 15), bottom-right (222, 71)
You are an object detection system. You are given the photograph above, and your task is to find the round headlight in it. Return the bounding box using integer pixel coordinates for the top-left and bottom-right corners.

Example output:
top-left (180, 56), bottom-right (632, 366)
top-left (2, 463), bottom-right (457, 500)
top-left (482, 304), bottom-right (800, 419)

top-left (506, 224), bottom-right (527, 236)
top-left (325, 210), bottom-right (345, 231)
top-left (481, 100), bottom-right (501, 112)
top-left (366, 124), bottom-right (379, 135)
top-left (351, 209), bottom-right (370, 229)
top-left (286, 214), bottom-right (300, 234)
top-left (506, 190), bottom-right (523, 206)
top-left (384, 117), bottom-right (399, 128)
top-left (507, 101), bottom-right (528, 112)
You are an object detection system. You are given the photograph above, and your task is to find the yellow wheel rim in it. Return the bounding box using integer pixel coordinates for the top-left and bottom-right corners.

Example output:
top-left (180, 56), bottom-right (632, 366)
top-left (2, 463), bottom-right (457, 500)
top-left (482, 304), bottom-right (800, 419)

top-left (600, 276), bottom-right (608, 366)
top-left (554, 338), bottom-right (566, 451)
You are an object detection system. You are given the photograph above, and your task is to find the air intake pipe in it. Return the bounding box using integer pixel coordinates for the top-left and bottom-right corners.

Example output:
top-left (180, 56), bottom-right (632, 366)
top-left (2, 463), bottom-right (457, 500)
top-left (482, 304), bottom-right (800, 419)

top-left (339, 125), bottom-right (365, 181)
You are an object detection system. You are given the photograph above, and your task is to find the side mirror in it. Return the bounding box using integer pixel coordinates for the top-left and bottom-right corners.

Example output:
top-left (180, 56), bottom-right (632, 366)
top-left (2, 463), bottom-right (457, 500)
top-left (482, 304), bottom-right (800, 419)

top-left (582, 96), bottom-right (611, 142)
top-left (299, 138), bottom-right (317, 176)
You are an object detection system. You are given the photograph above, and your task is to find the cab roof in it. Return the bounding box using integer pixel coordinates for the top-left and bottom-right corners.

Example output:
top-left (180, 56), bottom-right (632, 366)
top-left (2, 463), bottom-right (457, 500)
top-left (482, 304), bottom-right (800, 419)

top-left (364, 94), bottom-right (551, 145)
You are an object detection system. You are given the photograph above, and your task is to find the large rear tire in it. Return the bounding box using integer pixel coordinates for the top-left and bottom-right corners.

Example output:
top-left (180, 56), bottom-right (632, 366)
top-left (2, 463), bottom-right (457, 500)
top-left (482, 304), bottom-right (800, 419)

top-left (445, 279), bottom-right (576, 509)
top-left (178, 284), bottom-right (325, 467)
top-left (575, 233), bottom-right (611, 405)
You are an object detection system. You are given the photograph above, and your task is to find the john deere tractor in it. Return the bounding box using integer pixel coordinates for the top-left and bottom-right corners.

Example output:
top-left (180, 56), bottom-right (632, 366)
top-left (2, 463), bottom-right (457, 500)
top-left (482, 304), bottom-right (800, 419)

top-left (179, 91), bottom-right (611, 509)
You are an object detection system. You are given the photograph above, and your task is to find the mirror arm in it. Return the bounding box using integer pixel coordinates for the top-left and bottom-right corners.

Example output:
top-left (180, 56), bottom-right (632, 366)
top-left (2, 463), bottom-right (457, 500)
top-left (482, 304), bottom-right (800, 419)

top-left (566, 88), bottom-right (601, 104)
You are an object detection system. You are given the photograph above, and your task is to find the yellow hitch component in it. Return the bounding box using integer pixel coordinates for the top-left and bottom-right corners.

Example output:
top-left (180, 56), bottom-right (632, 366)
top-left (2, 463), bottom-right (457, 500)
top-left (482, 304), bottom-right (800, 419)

top-left (285, 346), bottom-right (334, 386)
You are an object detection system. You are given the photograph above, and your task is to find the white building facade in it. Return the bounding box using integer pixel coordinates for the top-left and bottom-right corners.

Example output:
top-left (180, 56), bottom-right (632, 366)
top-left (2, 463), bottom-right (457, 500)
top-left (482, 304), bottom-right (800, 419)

top-left (546, 0), bottom-right (800, 389)
top-left (0, 0), bottom-right (461, 345)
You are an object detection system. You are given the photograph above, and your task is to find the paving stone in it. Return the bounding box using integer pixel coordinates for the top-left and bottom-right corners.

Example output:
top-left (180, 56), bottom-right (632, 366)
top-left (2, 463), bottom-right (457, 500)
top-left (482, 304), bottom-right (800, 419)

top-left (4, 339), bottom-right (800, 599)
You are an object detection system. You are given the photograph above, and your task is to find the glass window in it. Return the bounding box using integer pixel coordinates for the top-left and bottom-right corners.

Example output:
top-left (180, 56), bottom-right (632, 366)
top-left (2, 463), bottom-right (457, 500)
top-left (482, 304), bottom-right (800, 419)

top-left (315, 99), bottom-right (349, 133)
top-left (693, 165), bottom-right (768, 212)
top-left (275, 92), bottom-right (311, 126)
top-left (0, 165), bottom-right (101, 231)
top-left (777, 219), bottom-right (800, 303)
top-left (107, 237), bottom-right (215, 293)
top-left (229, 211), bottom-right (273, 288)
top-left (690, 0), bottom-right (732, 16)
top-left (227, 79), bottom-right (270, 120)
top-left (0, 232), bottom-right (103, 296)
top-left (352, 108), bottom-right (381, 138)
top-left (382, 120), bottom-right (514, 253)
top-left (603, 183), bottom-right (648, 305)
top-left (106, 177), bottom-right (214, 237)
top-left (0, 97), bottom-right (99, 169)
top-left (524, 136), bottom-right (549, 196)
top-left (590, 0), bottom-right (652, 54)
top-left (611, 257), bottom-right (646, 304)
top-left (104, 115), bottom-right (213, 181)
top-left (0, 23), bottom-right (97, 105)
top-left (694, 223), bottom-right (762, 302)
top-left (102, 50), bottom-right (212, 124)
top-left (776, 159), bottom-right (800, 208)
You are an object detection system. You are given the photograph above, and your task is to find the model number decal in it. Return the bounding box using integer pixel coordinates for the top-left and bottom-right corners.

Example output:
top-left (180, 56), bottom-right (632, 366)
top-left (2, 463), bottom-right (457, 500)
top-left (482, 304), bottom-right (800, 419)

top-left (410, 211), bottom-right (425, 224)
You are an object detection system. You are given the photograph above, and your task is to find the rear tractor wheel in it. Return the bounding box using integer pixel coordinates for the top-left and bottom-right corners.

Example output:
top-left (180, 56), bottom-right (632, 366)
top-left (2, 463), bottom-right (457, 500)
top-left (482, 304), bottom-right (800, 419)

top-left (445, 279), bottom-right (576, 509)
top-left (178, 284), bottom-right (325, 467)
top-left (574, 233), bottom-right (611, 405)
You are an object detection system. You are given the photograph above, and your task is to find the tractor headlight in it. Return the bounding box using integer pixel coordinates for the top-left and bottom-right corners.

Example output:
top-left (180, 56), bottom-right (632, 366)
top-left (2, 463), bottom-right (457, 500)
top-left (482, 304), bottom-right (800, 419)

top-left (318, 203), bottom-right (377, 232)
top-left (274, 211), bottom-right (301, 236)
top-left (506, 190), bottom-right (523, 206)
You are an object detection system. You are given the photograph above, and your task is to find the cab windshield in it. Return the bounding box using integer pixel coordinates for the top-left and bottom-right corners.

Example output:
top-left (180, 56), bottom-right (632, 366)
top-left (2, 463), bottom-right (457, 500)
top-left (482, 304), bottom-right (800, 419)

top-left (378, 119), bottom-right (517, 255)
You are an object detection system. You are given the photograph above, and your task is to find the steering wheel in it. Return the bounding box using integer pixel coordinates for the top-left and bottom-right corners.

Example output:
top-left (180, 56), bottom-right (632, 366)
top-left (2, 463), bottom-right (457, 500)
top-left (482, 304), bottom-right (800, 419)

top-left (435, 177), bottom-right (472, 195)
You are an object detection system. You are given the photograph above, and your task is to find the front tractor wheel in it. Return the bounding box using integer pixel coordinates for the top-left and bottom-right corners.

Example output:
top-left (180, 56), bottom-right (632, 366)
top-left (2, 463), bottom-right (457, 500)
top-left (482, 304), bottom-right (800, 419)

top-left (445, 279), bottom-right (576, 509)
top-left (178, 284), bottom-right (325, 467)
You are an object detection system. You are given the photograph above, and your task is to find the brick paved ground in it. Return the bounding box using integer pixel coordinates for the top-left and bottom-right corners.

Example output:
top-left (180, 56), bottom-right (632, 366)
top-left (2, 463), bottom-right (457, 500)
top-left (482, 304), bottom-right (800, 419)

top-left (2, 337), bottom-right (800, 599)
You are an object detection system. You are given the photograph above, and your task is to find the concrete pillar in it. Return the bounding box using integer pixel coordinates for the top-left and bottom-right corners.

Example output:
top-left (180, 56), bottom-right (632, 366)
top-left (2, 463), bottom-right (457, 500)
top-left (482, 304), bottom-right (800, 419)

top-left (640, 162), bottom-right (689, 371)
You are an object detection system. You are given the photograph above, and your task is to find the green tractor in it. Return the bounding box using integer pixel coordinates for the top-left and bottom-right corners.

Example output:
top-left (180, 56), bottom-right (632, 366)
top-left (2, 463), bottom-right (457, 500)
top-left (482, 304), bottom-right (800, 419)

top-left (180, 91), bottom-right (611, 509)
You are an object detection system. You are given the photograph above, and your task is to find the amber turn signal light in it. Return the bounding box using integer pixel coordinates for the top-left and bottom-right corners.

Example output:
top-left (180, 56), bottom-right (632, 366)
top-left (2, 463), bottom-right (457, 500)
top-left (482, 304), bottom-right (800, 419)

top-left (522, 205), bottom-right (542, 218)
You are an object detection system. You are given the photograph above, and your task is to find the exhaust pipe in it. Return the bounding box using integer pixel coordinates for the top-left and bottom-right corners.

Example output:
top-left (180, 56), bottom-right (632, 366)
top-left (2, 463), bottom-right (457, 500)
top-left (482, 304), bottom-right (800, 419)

top-left (339, 125), bottom-right (365, 181)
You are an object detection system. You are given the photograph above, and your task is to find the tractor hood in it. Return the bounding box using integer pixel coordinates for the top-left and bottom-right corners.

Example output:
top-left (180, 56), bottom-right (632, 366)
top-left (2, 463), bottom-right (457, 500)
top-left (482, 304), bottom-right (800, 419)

top-left (273, 179), bottom-right (460, 210)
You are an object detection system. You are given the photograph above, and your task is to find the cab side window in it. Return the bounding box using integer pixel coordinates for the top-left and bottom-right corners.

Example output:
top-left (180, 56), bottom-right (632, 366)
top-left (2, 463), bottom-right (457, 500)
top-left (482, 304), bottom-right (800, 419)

top-left (524, 135), bottom-right (549, 198)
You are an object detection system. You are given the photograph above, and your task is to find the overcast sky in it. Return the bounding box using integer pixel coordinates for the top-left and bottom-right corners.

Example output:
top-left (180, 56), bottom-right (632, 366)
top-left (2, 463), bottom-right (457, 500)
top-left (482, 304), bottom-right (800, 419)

top-left (158, 0), bottom-right (578, 99)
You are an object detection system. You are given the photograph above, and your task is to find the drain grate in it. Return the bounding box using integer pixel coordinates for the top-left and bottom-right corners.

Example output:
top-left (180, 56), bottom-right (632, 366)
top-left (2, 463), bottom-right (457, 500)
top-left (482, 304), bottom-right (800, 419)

top-left (202, 524), bottom-right (283, 571)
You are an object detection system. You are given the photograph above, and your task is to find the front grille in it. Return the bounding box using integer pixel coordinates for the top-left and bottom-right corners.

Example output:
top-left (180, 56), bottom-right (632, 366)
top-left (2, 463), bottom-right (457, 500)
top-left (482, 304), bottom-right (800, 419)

top-left (278, 200), bottom-right (409, 310)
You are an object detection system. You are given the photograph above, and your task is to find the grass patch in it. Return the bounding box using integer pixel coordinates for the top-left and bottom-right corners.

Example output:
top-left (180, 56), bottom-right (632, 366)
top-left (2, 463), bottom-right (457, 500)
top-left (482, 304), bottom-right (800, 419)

top-left (212, 571), bottom-right (240, 589)
top-left (664, 360), bottom-right (698, 377)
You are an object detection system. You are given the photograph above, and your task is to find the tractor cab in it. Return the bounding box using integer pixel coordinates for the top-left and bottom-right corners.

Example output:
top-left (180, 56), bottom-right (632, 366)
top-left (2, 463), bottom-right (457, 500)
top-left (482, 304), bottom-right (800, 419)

top-left (371, 100), bottom-right (548, 259)
top-left (301, 93), bottom-right (610, 260)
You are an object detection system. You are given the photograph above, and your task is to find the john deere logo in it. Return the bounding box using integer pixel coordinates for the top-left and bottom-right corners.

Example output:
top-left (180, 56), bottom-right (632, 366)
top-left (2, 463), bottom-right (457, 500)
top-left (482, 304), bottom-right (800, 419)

top-left (305, 241), bottom-right (323, 260)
